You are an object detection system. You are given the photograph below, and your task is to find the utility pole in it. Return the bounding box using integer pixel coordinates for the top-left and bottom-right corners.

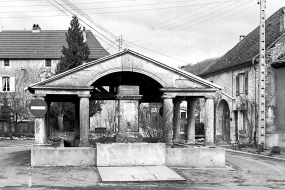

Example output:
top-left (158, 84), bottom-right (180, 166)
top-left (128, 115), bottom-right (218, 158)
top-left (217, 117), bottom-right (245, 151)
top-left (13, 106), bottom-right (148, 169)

top-left (119, 35), bottom-right (123, 52)
top-left (258, 0), bottom-right (266, 151)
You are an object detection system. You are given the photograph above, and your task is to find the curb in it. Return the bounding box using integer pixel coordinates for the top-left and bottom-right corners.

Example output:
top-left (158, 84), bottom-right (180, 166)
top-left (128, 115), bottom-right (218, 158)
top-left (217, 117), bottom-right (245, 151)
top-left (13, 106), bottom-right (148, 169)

top-left (225, 148), bottom-right (285, 162)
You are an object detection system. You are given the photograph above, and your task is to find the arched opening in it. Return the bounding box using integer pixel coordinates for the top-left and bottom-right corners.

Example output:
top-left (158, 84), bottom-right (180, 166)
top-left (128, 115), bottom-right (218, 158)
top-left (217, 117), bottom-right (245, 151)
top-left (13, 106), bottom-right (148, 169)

top-left (216, 99), bottom-right (230, 143)
top-left (89, 71), bottom-right (164, 142)
top-left (90, 71), bottom-right (163, 102)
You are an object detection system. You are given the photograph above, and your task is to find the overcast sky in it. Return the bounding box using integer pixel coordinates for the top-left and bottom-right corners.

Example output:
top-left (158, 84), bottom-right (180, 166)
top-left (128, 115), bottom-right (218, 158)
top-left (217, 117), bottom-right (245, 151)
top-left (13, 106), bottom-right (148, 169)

top-left (0, 0), bottom-right (284, 67)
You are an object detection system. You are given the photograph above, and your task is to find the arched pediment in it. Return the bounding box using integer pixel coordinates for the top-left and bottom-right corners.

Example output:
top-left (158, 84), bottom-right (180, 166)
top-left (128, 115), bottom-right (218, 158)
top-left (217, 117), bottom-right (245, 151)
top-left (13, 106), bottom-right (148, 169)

top-left (28, 49), bottom-right (223, 91)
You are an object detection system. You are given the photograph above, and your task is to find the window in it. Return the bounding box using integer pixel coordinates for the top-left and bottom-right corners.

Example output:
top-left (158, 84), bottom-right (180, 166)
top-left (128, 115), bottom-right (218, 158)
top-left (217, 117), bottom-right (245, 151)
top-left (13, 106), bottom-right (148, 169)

top-left (236, 71), bottom-right (248, 96)
top-left (1, 76), bottom-right (15, 92)
top-left (45, 59), bottom-right (51, 67)
top-left (2, 77), bottom-right (10, 91)
top-left (242, 112), bottom-right (247, 130)
top-left (238, 111), bottom-right (247, 131)
top-left (4, 59), bottom-right (9, 67)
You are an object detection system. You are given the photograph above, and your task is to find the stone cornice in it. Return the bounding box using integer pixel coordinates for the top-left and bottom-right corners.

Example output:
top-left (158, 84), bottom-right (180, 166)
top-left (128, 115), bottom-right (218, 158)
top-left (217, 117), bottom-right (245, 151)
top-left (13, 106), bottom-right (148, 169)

top-left (115, 95), bottom-right (143, 100)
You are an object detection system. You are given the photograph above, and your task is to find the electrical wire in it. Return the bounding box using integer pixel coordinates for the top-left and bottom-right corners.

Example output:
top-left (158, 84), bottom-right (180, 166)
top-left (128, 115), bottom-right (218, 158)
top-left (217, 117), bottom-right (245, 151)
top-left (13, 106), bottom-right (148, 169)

top-left (48, 0), bottom-right (119, 50)
top-left (61, 0), bottom-right (118, 41)
top-left (0, 0), bottom-right (197, 12)
top-left (128, 0), bottom-right (248, 42)
top-left (126, 0), bottom-right (239, 40)
top-left (137, 1), bottom-right (256, 47)
top-left (129, 0), bottom-right (252, 43)
top-left (125, 40), bottom-right (191, 65)
top-left (0, 0), bottom-right (241, 15)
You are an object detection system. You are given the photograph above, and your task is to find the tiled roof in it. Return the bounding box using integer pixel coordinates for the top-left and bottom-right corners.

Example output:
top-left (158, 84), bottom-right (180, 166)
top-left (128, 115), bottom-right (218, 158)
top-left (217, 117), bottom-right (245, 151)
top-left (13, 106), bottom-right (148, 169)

top-left (0, 30), bottom-right (109, 59)
top-left (200, 7), bottom-right (285, 76)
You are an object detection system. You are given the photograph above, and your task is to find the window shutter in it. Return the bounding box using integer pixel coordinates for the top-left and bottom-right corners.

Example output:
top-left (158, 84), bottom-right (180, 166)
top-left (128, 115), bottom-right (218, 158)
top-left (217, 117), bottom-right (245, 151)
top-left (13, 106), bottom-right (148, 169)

top-left (0, 76), bottom-right (2, 92)
top-left (236, 74), bottom-right (239, 96)
top-left (10, 77), bottom-right (15, 92)
top-left (245, 71), bottom-right (248, 95)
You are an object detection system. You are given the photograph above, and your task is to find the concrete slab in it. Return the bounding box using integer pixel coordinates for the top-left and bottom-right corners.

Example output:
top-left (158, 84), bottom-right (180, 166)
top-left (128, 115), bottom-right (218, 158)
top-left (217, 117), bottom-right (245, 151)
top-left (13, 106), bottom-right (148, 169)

top-left (98, 166), bottom-right (185, 182)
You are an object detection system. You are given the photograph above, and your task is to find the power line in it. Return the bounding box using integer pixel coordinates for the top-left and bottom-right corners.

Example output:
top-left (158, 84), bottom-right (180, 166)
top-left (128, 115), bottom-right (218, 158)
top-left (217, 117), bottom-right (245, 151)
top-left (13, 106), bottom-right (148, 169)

top-left (138, 1), bottom-right (256, 47)
top-left (48, 0), bottom-right (118, 50)
top-left (126, 0), bottom-right (238, 40)
top-left (129, 0), bottom-right (252, 44)
top-left (0, 0), bottom-right (241, 15)
top-left (128, 0), bottom-right (248, 42)
top-left (0, 0), bottom-right (133, 3)
top-left (124, 0), bottom-right (226, 37)
top-left (122, 1), bottom-right (255, 67)
top-left (125, 41), bottom-right (191, 65)
top-left (61, 0), bottom-right (118, 41)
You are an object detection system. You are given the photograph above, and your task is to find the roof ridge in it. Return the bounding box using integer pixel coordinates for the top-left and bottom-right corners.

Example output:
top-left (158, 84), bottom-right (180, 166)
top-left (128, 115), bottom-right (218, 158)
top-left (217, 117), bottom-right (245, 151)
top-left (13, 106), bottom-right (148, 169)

top-left (200, 6), bottom-right (285, 76)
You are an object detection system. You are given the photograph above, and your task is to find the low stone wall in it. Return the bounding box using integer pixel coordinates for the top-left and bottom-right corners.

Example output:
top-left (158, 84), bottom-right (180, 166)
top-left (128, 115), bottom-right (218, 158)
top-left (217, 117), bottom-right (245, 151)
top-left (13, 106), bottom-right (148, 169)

top-left (31, 143), bottom-right (225, 168)
top-left (165, 147), bottom-right (225, 168)
top-left (96, 143), bottom-right (165, 166)
top-left (31, 146), bottom-right (96, 167)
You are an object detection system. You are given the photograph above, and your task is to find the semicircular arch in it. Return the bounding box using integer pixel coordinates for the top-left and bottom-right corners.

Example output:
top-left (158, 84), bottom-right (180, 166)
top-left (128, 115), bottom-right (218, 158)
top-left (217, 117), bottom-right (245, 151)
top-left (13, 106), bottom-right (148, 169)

top-left (216, 99), bottom-right (231, 143)
top-left (87, 68), bottom-right (166, 87)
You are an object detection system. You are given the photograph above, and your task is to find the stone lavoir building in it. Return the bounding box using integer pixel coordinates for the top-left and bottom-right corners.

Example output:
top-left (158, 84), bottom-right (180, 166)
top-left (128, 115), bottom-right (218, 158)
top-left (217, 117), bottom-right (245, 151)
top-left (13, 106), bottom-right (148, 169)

top-left (199, 7), bottom-right (285, 148)
top-left (0, 24), bottom-right (109, 134)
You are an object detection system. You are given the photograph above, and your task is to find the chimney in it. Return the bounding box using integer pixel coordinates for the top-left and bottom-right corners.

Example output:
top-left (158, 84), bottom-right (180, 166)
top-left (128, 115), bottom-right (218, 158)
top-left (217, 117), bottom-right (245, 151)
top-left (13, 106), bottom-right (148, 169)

top-left (32, 24), bottom-right (41, 32)
top-left (239, 35), bottom-right (245, 41)
top-left (83, 27), bottom-right (87, 43)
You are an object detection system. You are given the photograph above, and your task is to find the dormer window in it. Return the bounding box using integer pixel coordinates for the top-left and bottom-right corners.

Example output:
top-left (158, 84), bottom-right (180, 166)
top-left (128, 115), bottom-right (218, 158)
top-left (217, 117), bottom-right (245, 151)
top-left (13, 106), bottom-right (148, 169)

top-left (45, 59), bottom-right (51, 67)
top-left (4, 59), bottom-right (9, 67)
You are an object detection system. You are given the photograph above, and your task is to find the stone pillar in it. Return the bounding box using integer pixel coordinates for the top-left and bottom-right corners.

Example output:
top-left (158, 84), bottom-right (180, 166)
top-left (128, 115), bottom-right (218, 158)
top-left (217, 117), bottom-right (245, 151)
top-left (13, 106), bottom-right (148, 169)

top-left (116, 95), bottom-right (142, 132)
top-left (173, 99), bottom-right (181, 142)
top-left (74, 100), bottom-right (80, 147)
top-left (162, 96), bottom-right (174, 147)
top-left (34, 96), bottom-right (48, 145)
top-left (79, 95), bottom-right (90, 147)
top-left (115, 86), bottom-right (143, 143)
top-left (204, 97), bottom-right (215, 146)
top-left (186, 98), bottom-right (197, 143)
top-left (45, 100), bottom-right (51, 139)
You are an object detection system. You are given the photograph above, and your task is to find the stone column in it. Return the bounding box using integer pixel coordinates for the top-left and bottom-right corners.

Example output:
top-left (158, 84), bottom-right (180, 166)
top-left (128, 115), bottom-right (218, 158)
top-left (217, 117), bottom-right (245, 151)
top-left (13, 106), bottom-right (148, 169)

top-left (162, 95), bottom-right (174, 147)
top-left (79, 95), bottom-right (90, 147)
top-left (204, 96), bottom-right (215, 146)
top-left (186, 98), bottom-right (197, 143)
top-left (173, 99), bottom-right (181, 142)
top-left (45, 100), bottom-right (51, 139)
top-left (34, 96), bottom-right (48, 145)
top-left (74, 100), bottom-right (80, 147)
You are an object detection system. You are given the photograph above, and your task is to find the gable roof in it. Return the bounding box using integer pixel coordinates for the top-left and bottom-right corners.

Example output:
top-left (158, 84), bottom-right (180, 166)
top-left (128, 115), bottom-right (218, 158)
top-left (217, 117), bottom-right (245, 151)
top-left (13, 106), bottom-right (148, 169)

top-left (200, 7), bottom-right (285, 77)
top-left (27, 48), bottom-right (223, 90)
top-left (0, 30), bottom-right (109, 59)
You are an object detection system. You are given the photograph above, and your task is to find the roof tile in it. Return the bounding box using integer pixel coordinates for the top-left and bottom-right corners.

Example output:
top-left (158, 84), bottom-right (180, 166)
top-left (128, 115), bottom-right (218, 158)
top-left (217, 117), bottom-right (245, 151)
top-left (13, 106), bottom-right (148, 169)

top-left (200, 7), bottom-right (285, 76)
top-left (0, 30), bottom-right (109, 59)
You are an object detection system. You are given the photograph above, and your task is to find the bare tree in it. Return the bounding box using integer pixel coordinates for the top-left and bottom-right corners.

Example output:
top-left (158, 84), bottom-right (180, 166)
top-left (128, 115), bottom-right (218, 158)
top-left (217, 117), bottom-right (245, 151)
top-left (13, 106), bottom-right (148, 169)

top-left (237, 95), bottom-right (257, 146)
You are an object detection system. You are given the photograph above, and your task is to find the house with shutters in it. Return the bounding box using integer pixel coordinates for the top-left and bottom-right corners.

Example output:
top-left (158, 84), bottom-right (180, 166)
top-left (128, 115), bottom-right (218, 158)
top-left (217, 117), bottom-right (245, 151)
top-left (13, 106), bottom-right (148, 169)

top-left (199, 7), bottom-right (285, 148)
top-left (0, 24), bottom-right (109, 133)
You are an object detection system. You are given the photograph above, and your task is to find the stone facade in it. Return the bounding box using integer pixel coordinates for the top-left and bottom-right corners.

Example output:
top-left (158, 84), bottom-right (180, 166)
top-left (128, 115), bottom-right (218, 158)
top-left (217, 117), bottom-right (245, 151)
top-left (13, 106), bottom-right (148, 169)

top-left (0, 59), bottom-right (58, 133)
top-left (202, 40), bottom-right (285, 148)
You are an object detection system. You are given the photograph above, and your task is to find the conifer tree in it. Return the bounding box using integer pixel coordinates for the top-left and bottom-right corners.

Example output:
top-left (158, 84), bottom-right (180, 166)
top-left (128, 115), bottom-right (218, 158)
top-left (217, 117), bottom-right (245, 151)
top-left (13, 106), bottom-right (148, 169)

top-left (56, 15), bottom-right (90, 74)
top-left (52, 16), bottom-right (90, 132)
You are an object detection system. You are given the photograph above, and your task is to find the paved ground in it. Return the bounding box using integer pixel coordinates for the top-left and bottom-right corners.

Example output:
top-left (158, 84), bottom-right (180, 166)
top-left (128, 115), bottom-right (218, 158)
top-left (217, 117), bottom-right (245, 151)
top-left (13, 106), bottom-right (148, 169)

top-left (98, 166), bottom-right (185, 182)
top-left (1, 139), bottom-right (285, 189)
top-left (221, 144), bottom-right (285, 160)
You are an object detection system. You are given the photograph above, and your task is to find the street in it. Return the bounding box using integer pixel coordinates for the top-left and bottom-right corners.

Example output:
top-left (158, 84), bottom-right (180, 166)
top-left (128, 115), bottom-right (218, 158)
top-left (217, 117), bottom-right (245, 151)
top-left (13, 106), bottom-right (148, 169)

top-left (0, 140), bottom-right (285, 190)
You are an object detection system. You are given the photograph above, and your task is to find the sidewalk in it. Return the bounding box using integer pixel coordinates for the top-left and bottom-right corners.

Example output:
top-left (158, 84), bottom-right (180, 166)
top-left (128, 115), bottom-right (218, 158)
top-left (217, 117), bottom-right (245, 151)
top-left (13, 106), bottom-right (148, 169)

top-left (220, 144), bottom-right (285, 160)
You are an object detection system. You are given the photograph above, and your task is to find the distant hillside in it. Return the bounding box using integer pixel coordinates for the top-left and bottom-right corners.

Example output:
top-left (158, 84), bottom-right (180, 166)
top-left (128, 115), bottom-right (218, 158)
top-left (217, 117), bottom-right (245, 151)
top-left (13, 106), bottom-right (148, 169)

top-left (183, 57), bottom-right (219, 75)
